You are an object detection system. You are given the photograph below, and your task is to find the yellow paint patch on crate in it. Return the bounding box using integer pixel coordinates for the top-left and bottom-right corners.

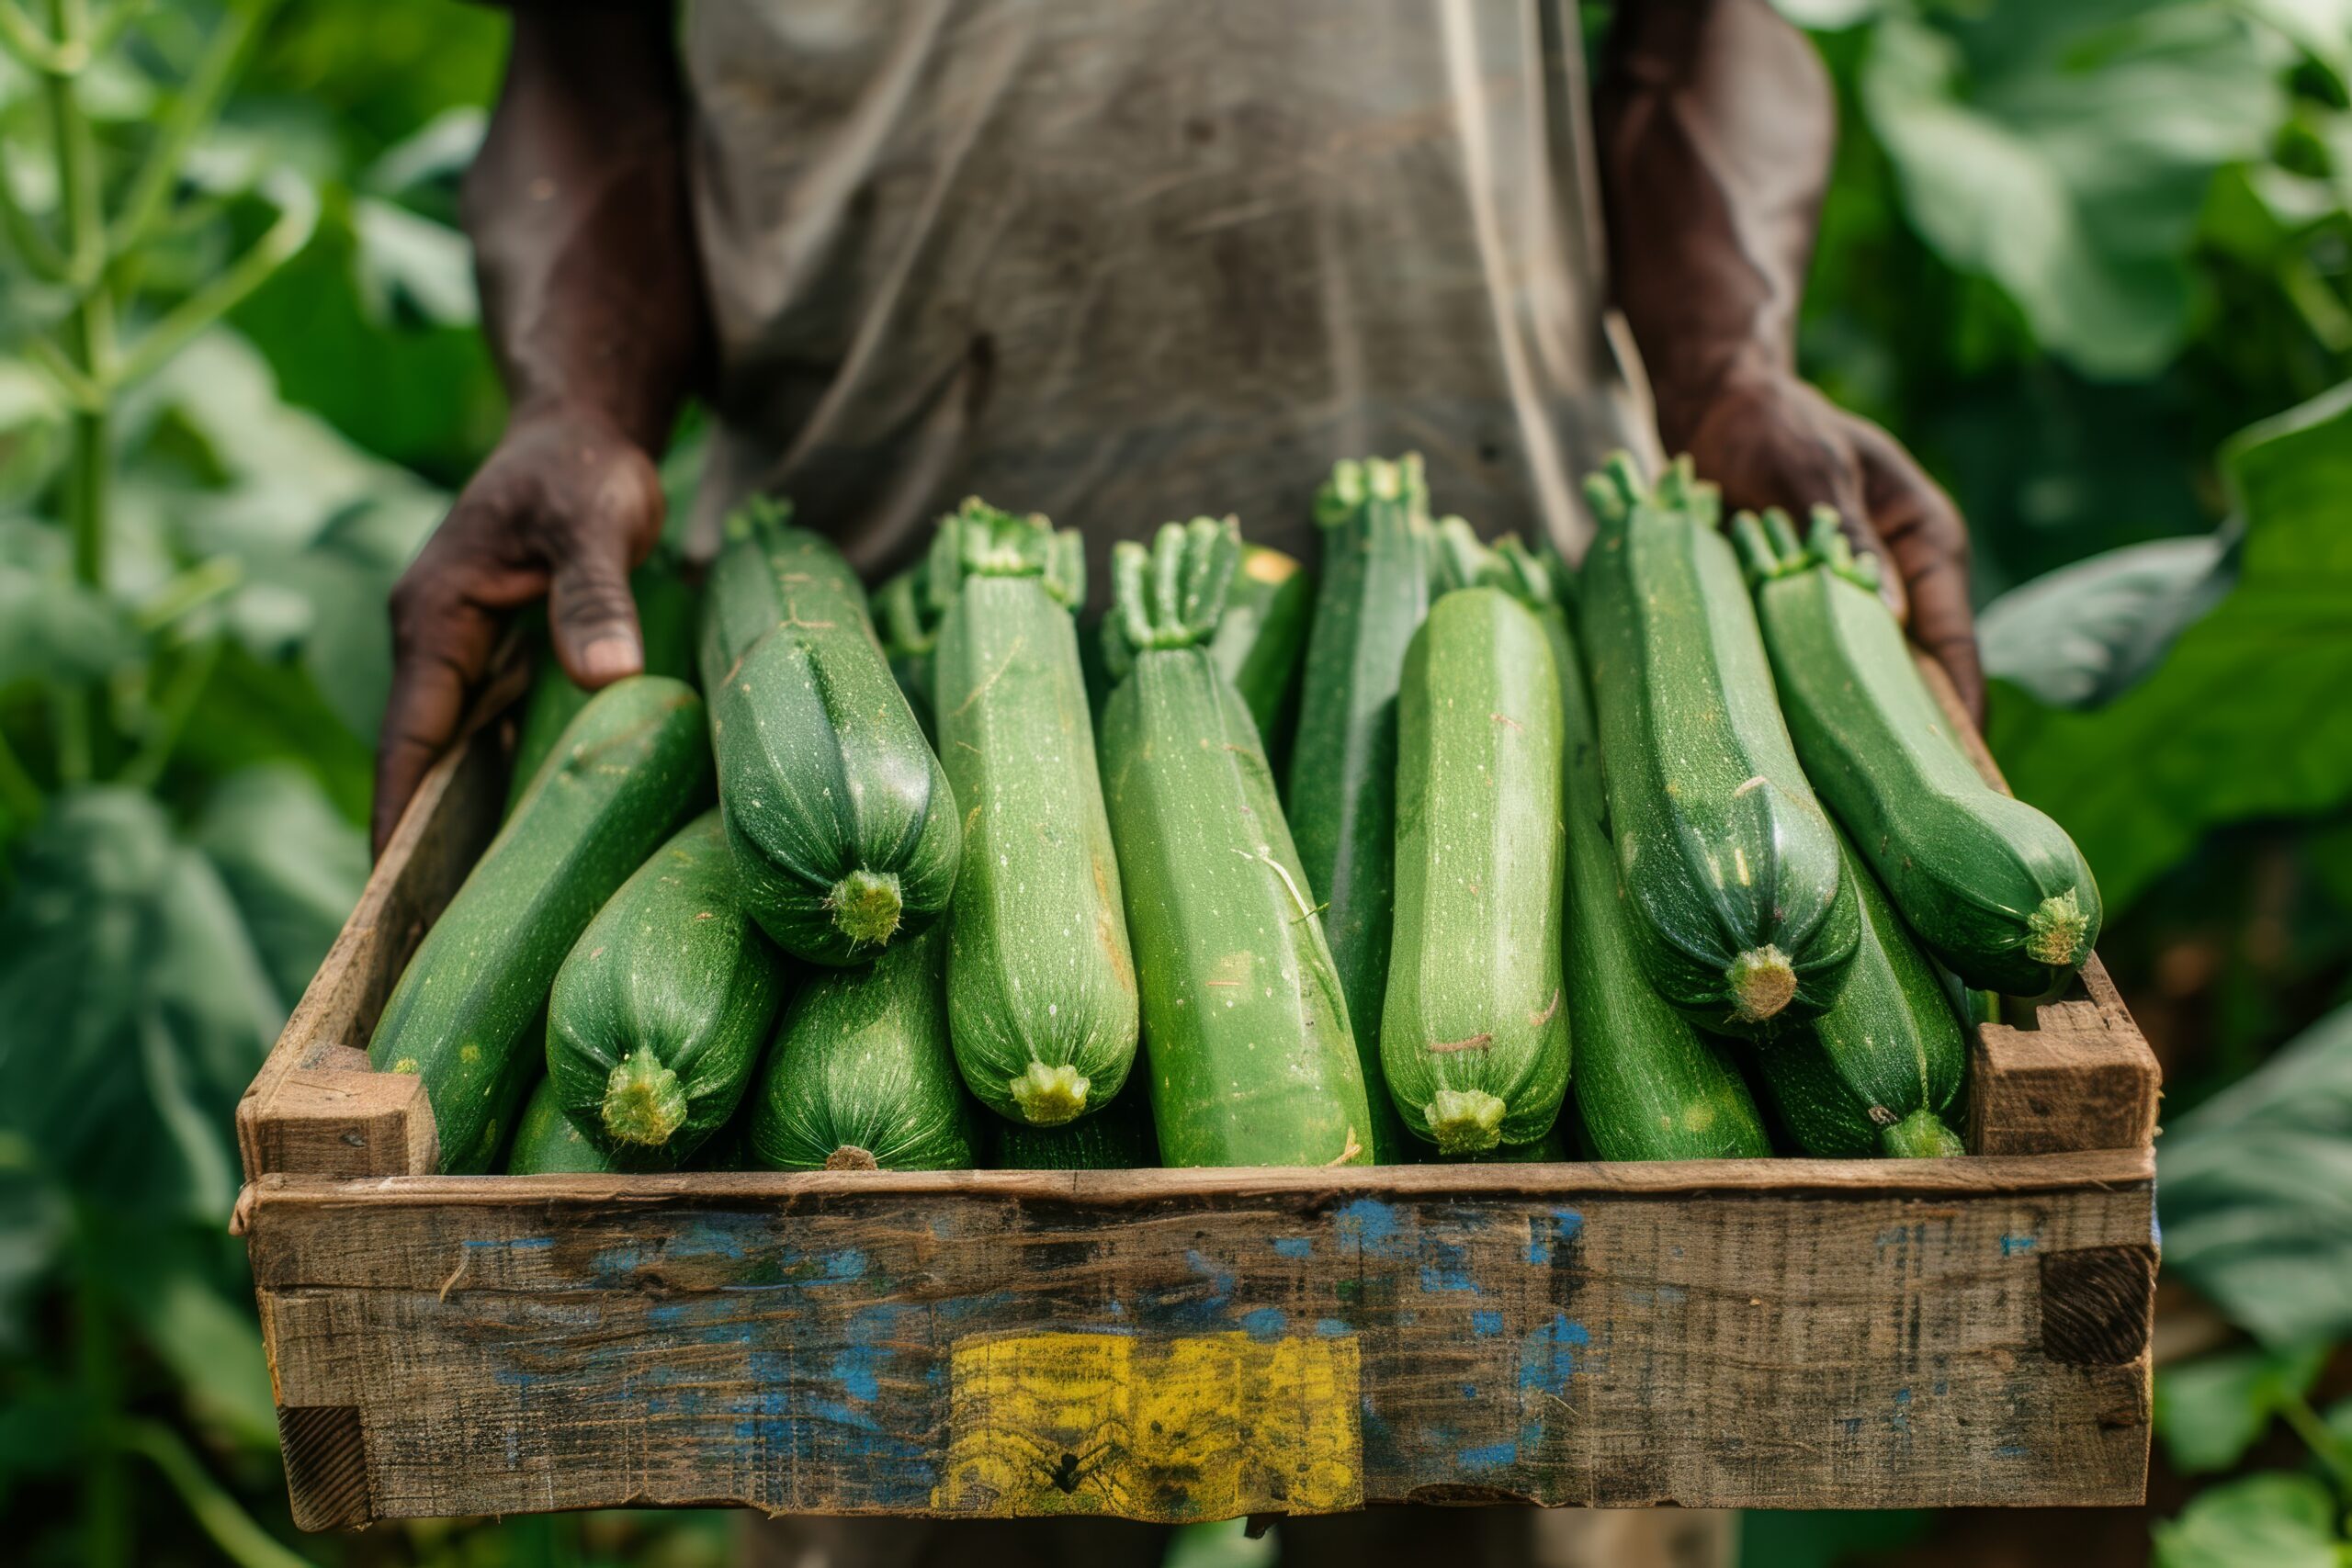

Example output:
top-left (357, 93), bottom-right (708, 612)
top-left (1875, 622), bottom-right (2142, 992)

top-left (931, 1330), bottom-right (1363, 1520)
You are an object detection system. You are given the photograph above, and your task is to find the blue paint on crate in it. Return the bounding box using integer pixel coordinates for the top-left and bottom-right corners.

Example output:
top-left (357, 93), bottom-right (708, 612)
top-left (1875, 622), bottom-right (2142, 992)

top-left (1315, 1318), bottom-right (1352, 1337)
top-left (1460, 1383), bottom-right (1478, 1400)
top-left (1525, 1210), bottom-right (1583, 1265)
top-left (1419, 1241), bottom-right (1480, 1294)
top-left (1894, 1388), bottom-right (1912, 1404)
top-left (1471, 1310), bottom-right (1505, 1337)
top-left (465, 1235), bottom-right (554, 1250)
top-left (1272, 1236), bottom-right (1314, 1260)
top-left (1240, 1308), bottom-right (1288, 1341)
top-left (1999, 1234), bottom-right (2038, 1257)
top-left (1933, 1380), bottom-right (1949, 1396)
top-left (1335, 1197), bottom-right (1411, 1258)
top-left (1995, 1445), bottom-right (2030, 1459)
top-left (1517, 1313), bottom-right (1588, 1394)
top-left (1844, 1417), bottom-right (1862, 1436)
top-left (1459, 1442), bottom-right (1517, 1472)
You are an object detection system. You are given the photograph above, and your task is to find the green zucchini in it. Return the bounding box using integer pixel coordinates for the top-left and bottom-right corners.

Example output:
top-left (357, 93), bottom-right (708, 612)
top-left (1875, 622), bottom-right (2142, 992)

top-left (545, 809), bottom-right (789, 1168)
top-left (1438, 1120), bottom-right (1569, 1163)
top-left (698, 498), bottom-right (961, 965)
top-left (1283, 457), bottom-right (1431, 1156)
top-left (1381, 584), bottom-right (1570, 1154)
top-left (992, 1086), bottom-right (1161, 1169)
top-left (1736, 507), bottom-right (2101, 997)
top-left (506, 1075), bottom-right (613, 1174)
top-left (746, 926), bottom-right (978, 1170)
top-left (927, 501), bottom-right (1138, 1126)
top-left (1210, 543), bottom-right (1314, 753)
top-left (1747, 827), bottom-right (1967, 1157)
top-left (874, 558), bottom-right (941, 741)
top-left (1578, 454), bottom-right (1859, 1035)
top-left (369, 675), bottom-right (711, 1172)
top-left (506, 559), bottom-right (699, 816)
top-left (1102, 517), bottom-right (1378, 1168)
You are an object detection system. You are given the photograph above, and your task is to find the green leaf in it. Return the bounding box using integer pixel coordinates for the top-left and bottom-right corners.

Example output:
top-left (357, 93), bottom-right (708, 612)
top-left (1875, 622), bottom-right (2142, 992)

top-left (1977, 529), bottom-right (2236, 707)
top-left (1989, 378), bottom-right (2352, 914)
top-left (197, 764), bottom-right (368, 1008)
top-left (0, 789), bottom-right (278, 1218)
top-left (2153, 1472), bottom-right (2346, 1568)
top-left (2156, 1344), bottom-right (2332, 1473)
top-left (351, 196), bottom-right (478, 328)
top-left (1860, 2), bottom-right (2284, 378)
top-left (2160, 998), bottom-right (2352, 1348)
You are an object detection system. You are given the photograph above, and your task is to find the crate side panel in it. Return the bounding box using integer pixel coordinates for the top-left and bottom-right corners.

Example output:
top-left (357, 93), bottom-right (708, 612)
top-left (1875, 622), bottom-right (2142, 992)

top-left (250, 1179), bottom-right (2154, 1521)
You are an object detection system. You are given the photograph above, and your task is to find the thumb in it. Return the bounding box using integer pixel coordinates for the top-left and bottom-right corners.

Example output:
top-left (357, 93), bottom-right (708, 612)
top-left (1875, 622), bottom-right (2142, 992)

top-left (548, 520), bottom-right (647, 689)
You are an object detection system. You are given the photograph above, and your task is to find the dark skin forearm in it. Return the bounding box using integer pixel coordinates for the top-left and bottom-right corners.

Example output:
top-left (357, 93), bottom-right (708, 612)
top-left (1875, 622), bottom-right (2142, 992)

top-left (1598, 0), bottom-right (1983, 717)
top-left (374, 4), bottom-right (708, 852)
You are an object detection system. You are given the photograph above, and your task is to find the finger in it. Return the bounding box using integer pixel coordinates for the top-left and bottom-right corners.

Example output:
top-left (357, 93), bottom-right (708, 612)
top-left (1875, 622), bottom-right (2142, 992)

top-left (545, 459), bottom-right (662, 689)
top-left (1855, 424), bottom-right (1984, 724)
top-left (374, 575), bottom-right (503, 855)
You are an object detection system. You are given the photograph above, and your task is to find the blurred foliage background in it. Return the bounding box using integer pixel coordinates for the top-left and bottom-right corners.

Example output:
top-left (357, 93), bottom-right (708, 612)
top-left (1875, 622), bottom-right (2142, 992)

top-left (0, 1), bottom-right (2345, 1563)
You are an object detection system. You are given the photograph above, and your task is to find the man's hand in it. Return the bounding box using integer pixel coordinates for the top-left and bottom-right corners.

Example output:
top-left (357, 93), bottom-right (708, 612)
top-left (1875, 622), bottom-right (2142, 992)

top-left (1665, 365), bottom-right (1984, 722)
top-left (373, 404), bottom-right (663, 852)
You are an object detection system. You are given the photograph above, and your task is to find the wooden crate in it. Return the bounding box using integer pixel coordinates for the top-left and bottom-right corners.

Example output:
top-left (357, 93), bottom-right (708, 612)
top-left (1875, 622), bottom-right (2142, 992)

top-left (234, 671), bottom-right (2160, 1529)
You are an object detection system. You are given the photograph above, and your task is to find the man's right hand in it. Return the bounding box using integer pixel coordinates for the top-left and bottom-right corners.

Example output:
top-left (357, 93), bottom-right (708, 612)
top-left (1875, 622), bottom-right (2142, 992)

top-left (372, 402), bottom-right (665, 853)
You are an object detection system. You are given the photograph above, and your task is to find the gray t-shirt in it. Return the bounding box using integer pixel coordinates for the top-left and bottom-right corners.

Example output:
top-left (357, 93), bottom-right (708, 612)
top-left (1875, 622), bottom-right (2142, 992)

top-left (683, 0), bottom-right (1657, 587)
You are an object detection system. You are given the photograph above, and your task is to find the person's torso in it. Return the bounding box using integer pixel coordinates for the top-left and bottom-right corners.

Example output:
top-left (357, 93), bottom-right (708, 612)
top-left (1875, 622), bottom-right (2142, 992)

top-left (684, 0), bottom-right (1654, 589)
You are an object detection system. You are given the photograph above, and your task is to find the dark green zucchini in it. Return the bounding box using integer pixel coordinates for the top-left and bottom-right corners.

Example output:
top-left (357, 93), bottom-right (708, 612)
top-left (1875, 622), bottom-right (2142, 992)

top-left (1283, 457), bottom-right (1432, 1156)
top-left (506, 559), bottom-right (698, 816)
top-left (1579, 454), bottom-right (1859, 1035)
top-left (927, 502), bottom-right (1137, 1126)
top-left (992, 1086), bottom-right (1161, 1169)
top-left (874, 558), bottom-right (941, 741)
top-left (1382, 584), bottom-right (1570, 1154)
top-left (699, 498), bottom-right (961, 964)
top-left (1102, 517), bottom-right (1377, 1168)
top-left (506, 1075), bottom-right (614, 1174)
top-left (1747, 827), bottom-right (1968, 1158)
top-left (369, 675), bottom-right (712, 1171)
top-left (1210, 543), bottom-right (1314, 753)
top-left (545, 809), bottom-right (789, 1168)
top-left (746, 926), bottom-right (978, 1170)
top-left (1737, 506), bottom-right (2101, 997)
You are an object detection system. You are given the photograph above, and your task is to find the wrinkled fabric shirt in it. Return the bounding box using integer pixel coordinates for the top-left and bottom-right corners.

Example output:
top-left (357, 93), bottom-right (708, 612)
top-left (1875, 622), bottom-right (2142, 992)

top-left (684, 0), bottom-right (1657, 589)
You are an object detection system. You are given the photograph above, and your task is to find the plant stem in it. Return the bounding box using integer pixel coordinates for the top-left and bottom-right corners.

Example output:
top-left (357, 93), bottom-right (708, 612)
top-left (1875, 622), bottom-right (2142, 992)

top-left (0, 722), bottom-right (41, 824)
top-left (110, 0), bottom-right (281, 257)
top-left (118, 635), bottom-right (222, 790)
top-left (110, 172), bottom-right (315, 390)
top-left (76, 1262), bottom-right (130, 1568)
top-left (2279, 1389), bottom-right (2352, 1495)
top-left (115, 1419), bottom-right (321, 1568)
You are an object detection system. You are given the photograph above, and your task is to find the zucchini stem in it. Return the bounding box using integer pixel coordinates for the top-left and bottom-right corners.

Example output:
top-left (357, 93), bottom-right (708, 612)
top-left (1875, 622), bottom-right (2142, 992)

top-left (1426, 1088), bottom-right (1507, 1156)
top-left (828, 868), bottom-right (904, 947)
top-left (1881, 1108), bottom-right (1965, 1158)
top-left (2025, 888), bottom-right (2091, 968)
top-left (1007, 1061), bottom-right (1089, 1126)
top-left (1725, 944), bottom-right (1799, 1023)
top-left (825, 1145), bottom-right (880, 1171)
top-left (603, 1046), bottom-right (688, 1147)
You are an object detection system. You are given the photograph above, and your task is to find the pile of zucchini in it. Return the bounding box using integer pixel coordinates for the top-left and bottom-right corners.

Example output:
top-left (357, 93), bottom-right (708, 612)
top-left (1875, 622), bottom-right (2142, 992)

top-left (371, 454), bottom-right (2099, 1177)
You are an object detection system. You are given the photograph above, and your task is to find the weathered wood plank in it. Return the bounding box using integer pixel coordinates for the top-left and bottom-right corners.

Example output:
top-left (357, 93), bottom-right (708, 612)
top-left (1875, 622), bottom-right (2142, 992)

top-left (1969, 962), bottom-right (2161, 1156)
top-left (248, 1167), bottom-right (2154, 1521)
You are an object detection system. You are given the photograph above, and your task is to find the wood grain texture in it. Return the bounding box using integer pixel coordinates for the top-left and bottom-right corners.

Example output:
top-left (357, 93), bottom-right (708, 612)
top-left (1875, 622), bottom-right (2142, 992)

top-left (245, 1164), bottom-right (2154, 1520)
top-left (232, 637), bottom-right (2161, 1527)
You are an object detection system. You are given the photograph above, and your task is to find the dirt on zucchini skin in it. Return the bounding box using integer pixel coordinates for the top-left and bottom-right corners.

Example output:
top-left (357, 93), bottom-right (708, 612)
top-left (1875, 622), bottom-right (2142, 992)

top-left (369, 675), bottom-right (713, 1173)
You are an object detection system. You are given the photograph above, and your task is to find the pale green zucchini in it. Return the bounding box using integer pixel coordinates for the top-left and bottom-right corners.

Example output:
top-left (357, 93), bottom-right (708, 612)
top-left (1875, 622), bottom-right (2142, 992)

top-left (369, 675), bottom-right (711, 1172)
top-left (1102, 517), bottom-right (1377, 1168)
top-left (1382, 584), bottom-right (1570, 1154)
top-left (698, 498), bottom-right (961, 964)
top-left (746, 927), bottom-right (978, 1170)
top-left (874, 558), bottom-right (941, 741)
top-left (1737, 506), bottom-right (2101, 997)
top-left (927, 500), bottom-right (1137, 1126)
top-left (545, 810), bottom-right (789, 1168)
top-left (1579, 455), bottom-right (1859, 1035)
top-left (1210, 543), bottom-right (1315, 752)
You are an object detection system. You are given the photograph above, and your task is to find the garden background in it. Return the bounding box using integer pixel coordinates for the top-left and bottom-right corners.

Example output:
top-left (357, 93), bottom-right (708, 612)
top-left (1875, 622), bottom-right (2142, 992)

top-left (0, 2), bottom-right (2347, 1563)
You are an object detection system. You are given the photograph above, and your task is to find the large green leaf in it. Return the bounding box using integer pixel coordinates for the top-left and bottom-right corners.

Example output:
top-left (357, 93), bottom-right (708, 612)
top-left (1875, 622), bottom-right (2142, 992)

top-left (2159, 998), bottom-right (2352, 1348)
top-left (1977, 529), bottom-right (2236, 707)
top-left (197, 764), bottom-right (368, 1007)
top-left (1989, 378), bottom-right (2352, 914)
top-left (2155, 1343), bottom-right (2332, 1473)
top-left (2153, 1472), bottom-right (2346, 1568)
top-left (0, 790), bottom-right (278, 1219)
top-left (1860, 0), bottom-right (2284, 378)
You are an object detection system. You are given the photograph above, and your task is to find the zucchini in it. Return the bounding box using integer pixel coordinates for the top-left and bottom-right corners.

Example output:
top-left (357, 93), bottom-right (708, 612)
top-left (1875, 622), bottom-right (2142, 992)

top-left (927, 501), bottom-right (1137, 1126)
top-left (1578, 455), bottom-right (1859, 1035)
top-left (1439, 1120), bottom-right (1569, 1164)
top-left (874, 559), bottom-right (941, 741)
top-left (507, 559), bottom-right (698, 816)
top-left (1102, 517), bottom-right (1377, 1168)
top-left (506, 1075), bottom-right (613, 1174)
top-left (1736, 507), bottom-right (2101, 996)
top-left (1381, 583), bottom-right (1570, 1154)
top-left (1210, 543), bottom-right (1314, 754)
top-left (369, 675), bottom-right (711, 1172)
top-left (699, 498), bottom-right (961, 965)
top-left (546, 809), bottom-right (789, 1168)
top-left (1284, 457), bottom-right (1432, 1155)
top-left (746, 926), bottom-right (978, 1170)
top-left (992, 1086), bottom-right (1160, 1169)
top-left (1747, 828), bottom-right (1968, 1157)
